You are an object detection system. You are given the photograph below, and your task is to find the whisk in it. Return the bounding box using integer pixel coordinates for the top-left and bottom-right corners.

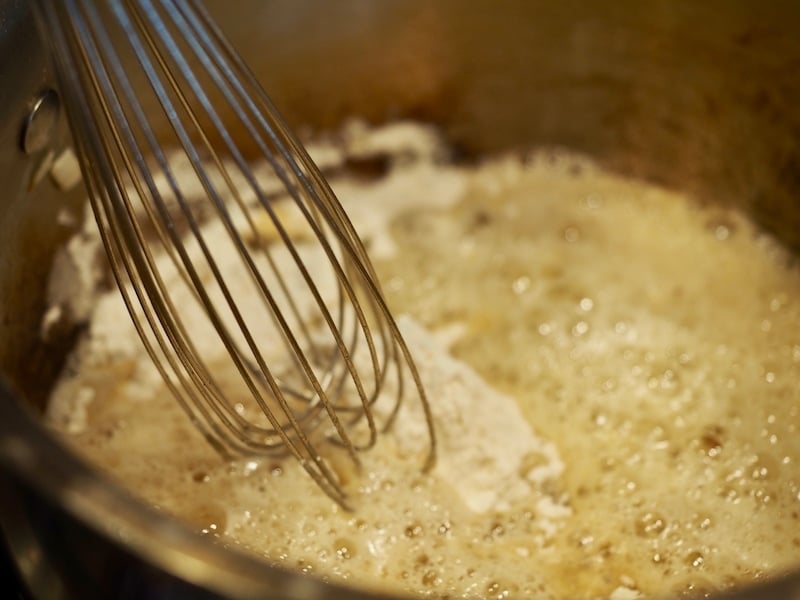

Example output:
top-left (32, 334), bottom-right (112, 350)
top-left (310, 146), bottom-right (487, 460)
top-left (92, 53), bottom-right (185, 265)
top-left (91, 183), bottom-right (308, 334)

top-left (33, 0), bottom-right (435, 506)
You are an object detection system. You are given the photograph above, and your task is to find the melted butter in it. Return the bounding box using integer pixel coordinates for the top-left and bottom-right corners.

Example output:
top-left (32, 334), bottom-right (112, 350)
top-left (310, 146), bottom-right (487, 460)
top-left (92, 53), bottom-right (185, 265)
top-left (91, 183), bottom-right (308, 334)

top-left (379, 150), bottom-right (800, 597)
top-left (47, 134), bottom-right (800, 599)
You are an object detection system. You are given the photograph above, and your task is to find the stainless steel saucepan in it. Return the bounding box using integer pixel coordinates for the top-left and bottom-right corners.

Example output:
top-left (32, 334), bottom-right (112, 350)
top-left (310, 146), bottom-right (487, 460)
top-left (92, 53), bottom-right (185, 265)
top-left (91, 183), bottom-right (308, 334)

top-left (1, 1), bottom-right (799, 598)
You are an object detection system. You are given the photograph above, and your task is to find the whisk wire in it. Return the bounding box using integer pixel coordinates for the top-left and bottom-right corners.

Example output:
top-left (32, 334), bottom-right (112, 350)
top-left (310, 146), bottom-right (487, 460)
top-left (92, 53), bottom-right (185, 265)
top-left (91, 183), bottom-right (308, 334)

top-left (125, 0), bottom-right (386, 452)
top-left (47, 0), bottom-right (340, 497)
top-left (128, 0), bottom-right (381, 461)
top-left (34, 0), bottom-right (437, 505)
top-left (46, 0), bottom-right (235, 453)
top-left (57, 0), bottom-right (289, 460)
top-left (101, 0), bottom-right (356, 492)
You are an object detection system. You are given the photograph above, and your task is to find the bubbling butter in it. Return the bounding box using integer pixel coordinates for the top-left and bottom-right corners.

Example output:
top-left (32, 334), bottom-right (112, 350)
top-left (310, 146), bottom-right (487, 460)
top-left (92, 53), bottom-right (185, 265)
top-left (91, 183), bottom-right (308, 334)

top-left (46, 122), bottom-right (800, 599)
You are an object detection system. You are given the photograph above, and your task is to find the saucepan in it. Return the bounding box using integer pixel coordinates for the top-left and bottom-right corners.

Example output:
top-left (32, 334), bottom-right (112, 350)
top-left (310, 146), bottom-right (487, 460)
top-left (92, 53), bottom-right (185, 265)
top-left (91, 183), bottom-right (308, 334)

top-left (1, 1), bottom-right (799, 597)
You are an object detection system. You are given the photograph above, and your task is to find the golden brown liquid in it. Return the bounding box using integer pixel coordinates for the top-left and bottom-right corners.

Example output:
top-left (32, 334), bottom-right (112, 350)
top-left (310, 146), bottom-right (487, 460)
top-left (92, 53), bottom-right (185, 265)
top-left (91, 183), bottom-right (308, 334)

top-left (47, 125), bottom-right (800, 599)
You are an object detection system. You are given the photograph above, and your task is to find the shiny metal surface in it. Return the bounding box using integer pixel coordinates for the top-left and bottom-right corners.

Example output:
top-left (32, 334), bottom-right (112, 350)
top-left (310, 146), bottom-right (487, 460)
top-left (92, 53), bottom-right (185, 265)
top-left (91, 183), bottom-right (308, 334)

top-left (1, 0), bottom-right (800, 598)
top-left (20, 89), bottom-right (59, 155)
top-left (34, 0), bottom-right (434, 507)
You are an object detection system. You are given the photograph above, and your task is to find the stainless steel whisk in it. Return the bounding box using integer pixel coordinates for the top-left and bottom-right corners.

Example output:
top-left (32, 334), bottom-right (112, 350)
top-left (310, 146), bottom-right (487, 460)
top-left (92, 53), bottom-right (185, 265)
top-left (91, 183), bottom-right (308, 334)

top-left (33, 0), bottom-right (435, 506)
